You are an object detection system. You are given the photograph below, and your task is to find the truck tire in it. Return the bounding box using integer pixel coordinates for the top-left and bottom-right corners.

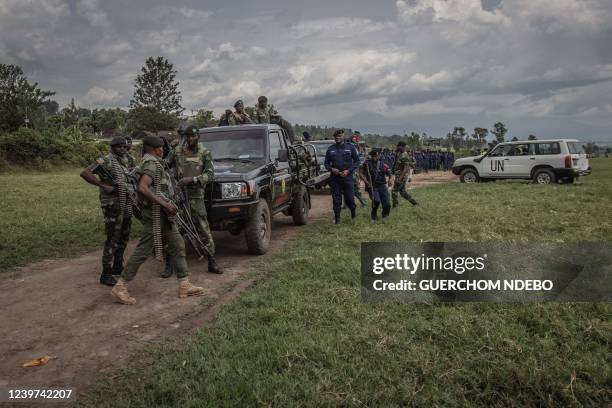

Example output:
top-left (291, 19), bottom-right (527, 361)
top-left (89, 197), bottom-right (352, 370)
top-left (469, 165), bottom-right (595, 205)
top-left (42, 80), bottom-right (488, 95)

top-left (245, 199), bottom-right (271, 255)
top-left (533, 168), bottom-right (556, 185)
top-left (291, 185), bottom-right (309, 226)
top-left (460, 168), bottom-right (479, 183)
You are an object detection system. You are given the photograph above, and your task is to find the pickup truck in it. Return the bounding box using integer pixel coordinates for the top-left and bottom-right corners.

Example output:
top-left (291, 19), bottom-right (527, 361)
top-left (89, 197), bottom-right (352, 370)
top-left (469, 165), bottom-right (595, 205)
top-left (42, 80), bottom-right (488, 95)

top-left (199, 124), bottom-right (328, 254)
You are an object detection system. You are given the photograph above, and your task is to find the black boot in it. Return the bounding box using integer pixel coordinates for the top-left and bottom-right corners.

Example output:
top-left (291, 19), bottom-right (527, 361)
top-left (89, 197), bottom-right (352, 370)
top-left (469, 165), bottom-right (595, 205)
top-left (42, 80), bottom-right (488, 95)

top-left (100, 266), bottom-right (117, 286)
top-left (160, 255), bottom-right (174, 278)
top-left (112, 257), bottom-right (124, 276)
top-left (371, 210), bottom-right (378, 221)
top-left (410, 199), bottom-right (418, 206)
top-left (334, 214), bottom-right (341, 224)
top-left (207, 256), bottom-right (223, 274)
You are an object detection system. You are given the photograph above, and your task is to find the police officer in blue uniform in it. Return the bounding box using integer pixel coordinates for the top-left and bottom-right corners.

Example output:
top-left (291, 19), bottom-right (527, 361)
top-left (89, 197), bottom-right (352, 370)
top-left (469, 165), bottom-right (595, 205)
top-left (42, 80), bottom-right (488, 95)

top-left (360, 148), bottom-right (393, 220)
top-left (324, 129), bottom-right (360, 224)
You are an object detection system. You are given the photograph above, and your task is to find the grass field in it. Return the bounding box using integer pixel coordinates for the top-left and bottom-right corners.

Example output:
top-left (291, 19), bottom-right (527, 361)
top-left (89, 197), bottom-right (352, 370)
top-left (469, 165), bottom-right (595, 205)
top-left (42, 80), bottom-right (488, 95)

top-left (0, 169), bottom-right (141, 271)
top-left (76, 158), bottom-right (612, 407)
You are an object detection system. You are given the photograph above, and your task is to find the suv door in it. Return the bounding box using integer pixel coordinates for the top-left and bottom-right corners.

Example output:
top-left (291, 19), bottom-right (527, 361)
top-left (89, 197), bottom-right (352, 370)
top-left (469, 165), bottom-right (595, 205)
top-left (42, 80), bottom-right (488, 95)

top-left (268, 130), bottom-right (291, 209)
top-left (480, 144), bottom-right (511, 178)
top-left (533, 142), bottom-right (562, 169)
top-left (506, 143), bottom-right (535, 177)
top-left (566, 141), bottom-right (590, 173)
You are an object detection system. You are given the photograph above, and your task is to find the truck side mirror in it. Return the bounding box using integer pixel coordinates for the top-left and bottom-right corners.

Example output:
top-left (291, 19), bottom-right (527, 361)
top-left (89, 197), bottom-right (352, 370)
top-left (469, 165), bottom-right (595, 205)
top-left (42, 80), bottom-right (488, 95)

top-left (278, 149), bottom-right (288, 162)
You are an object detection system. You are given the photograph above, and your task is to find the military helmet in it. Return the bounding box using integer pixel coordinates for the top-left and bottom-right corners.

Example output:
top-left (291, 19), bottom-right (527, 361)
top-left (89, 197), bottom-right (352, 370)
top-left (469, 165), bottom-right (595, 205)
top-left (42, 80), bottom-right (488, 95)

top-left (258, 95), bottom-right (268, 104)
top-left (234, 99), bottom-right (244, 108)
top-left (110, 136), bottom-right (127, 146)
top-left (183, 126), bottom-right (198, 136)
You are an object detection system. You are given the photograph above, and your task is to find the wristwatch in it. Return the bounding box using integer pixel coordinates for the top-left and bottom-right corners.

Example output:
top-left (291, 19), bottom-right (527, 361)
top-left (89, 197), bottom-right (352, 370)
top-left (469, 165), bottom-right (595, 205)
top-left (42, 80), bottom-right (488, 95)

top-left (192, 176), bottom-right (198, 185)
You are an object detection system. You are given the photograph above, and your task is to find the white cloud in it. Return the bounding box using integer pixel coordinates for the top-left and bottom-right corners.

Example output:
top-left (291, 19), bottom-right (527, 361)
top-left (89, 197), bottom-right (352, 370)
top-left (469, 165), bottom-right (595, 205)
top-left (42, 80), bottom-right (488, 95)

top-left (84, 86), bottom-right (121, 105)
top-left (76, 0), bottom-right (111, 29)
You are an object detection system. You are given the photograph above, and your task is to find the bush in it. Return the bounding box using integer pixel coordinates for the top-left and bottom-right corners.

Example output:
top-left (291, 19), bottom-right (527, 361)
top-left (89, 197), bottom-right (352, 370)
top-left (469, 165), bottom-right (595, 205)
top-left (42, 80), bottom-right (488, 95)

top-left (0, 127), bottom-right (109, 170)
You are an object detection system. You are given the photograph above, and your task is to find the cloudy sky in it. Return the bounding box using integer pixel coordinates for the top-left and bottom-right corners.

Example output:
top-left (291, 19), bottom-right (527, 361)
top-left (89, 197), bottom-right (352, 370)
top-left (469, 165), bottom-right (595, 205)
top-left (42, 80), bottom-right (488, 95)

top-left (1, 0), bottom-right (611, 141)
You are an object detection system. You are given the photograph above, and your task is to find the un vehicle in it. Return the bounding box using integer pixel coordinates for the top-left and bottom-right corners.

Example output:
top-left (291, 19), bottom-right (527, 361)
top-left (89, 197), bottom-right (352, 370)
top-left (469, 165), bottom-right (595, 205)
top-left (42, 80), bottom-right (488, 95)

top-left (452, 139), bottom-right (591, 184)
top-left (199, 124), bottom-right (328, 254)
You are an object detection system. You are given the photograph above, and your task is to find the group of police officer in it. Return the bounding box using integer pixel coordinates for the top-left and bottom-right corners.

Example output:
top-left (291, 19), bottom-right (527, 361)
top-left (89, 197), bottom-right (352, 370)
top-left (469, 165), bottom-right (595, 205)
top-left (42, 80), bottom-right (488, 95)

top-left (81, 127), bottom-right (222, 305)
top-left (324, 130), bottom-right (418, 224)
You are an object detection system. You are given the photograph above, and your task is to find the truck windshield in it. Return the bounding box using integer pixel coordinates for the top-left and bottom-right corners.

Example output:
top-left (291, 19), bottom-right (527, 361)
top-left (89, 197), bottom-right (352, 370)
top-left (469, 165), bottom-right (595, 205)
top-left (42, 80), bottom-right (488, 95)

top-left (310, 142), bottom-right (333, 156)
top-left (199, 128), bottom-right (266, 161)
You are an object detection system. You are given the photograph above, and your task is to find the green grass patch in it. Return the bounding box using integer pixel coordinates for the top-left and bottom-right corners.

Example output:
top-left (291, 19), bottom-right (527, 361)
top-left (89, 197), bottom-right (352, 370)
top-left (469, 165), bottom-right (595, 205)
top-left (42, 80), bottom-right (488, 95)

top-left (77, 158), bottom-right (612, 407)
top-left (0, 168), bottom-right (141, 271)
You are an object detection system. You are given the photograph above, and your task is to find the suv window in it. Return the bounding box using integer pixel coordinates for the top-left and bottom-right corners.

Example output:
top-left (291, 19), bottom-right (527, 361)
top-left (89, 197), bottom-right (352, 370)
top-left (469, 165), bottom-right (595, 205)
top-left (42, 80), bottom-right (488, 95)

top-left (507, 144), bottom-right (533, 156)
top-left (269, 131), bottom-right (283, 161)
top-left (567, 142), bottom-right (585, 154)
top-left (536, 142), bottom-right (560, 155)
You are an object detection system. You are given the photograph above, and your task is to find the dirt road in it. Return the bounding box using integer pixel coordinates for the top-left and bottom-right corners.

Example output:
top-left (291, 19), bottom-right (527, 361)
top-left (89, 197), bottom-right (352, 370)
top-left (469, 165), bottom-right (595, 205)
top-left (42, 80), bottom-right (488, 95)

top-left (0, 171), bottom-right (456, 399)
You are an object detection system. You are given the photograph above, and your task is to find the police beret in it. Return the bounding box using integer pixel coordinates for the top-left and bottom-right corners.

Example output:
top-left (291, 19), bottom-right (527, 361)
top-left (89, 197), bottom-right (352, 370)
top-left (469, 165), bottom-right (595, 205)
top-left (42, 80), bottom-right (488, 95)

top-left (142, 135), bottom-right (164, 148)
top-left (110, 136), bottom-right (127, 146)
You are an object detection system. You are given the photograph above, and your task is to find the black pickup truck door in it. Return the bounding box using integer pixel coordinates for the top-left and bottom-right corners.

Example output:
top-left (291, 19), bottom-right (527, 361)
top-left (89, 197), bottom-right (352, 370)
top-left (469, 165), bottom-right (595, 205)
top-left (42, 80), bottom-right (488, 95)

top-left (268, 130), bottom-right (291, 209)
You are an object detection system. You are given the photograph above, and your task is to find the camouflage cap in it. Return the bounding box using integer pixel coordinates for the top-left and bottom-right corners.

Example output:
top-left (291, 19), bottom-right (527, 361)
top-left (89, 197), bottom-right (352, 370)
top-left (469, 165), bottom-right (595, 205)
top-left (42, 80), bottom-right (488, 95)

top-left (142, 135), bottom-right (164, 148)
top-left (110, 136), bottom-right (127, 146)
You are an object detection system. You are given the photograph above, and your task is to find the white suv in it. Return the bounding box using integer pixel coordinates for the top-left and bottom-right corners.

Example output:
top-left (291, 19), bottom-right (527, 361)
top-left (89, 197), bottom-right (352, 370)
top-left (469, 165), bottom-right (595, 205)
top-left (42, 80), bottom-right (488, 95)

top-left (452, 139), bottom-right (592, 184)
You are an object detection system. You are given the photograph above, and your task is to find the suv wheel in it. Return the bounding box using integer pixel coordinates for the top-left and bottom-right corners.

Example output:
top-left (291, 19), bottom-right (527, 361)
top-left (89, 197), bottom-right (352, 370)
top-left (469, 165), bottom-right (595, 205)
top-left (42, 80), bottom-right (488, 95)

top-left (291, 185), bottom-right (309, 226)
top-left (245, 199), bottom-right (271, 255)
top-left (533, 168), bottom-right (556, 185)
top-left (460, 168), bottom-right (479, 183)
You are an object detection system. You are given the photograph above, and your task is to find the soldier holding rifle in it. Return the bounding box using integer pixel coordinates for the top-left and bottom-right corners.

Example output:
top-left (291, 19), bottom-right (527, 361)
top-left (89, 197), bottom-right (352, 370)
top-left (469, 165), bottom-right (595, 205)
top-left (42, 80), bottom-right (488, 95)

top-left (164, 126), bottom-right (222, 276)
top-left (80, 136), bottom-right (134, 286)
top-left (110, 135), bottom-right (205, 305)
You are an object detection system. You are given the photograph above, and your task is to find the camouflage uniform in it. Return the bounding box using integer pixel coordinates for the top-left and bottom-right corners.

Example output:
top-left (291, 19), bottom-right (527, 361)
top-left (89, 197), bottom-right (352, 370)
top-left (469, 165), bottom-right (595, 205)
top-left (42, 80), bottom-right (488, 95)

top-left (120, 152), bottom-right (137, 169)
top-left (90, 153), bottom-right (133, 273)
top-left (391, 151), bottom-right (417, 207)
top-left (253, 106), bottom-right (271, 124)
top-left (166, 143), bottom-right (215, 256)
top-left (227, 111), bottom-right (253, 125)
top-left (121, 153), bottom-right (190, 281)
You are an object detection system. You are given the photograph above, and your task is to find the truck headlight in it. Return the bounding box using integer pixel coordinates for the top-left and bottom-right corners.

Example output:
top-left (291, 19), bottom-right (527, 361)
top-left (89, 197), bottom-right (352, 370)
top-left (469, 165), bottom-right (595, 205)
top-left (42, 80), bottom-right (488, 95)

top-left (221, 182), bottom-right (248, 199)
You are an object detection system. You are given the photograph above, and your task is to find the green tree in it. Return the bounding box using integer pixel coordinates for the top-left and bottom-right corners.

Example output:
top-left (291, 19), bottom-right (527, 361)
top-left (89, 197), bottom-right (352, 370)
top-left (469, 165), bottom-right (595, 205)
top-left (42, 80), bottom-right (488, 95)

top-left (130, 56), bottom-right (183, 115)
top-left (127, 106), bottom-right (179, 132)
top-left (491, 122), bottom-right (507, 143)
top-left (0, 64), bottom-right (55, 132)
top-left (190, 109), bottom-right (217, 128)
top-left (528, 134), bottom-right (537, 140)
top-left (472, 127), bottom-right (488, 145)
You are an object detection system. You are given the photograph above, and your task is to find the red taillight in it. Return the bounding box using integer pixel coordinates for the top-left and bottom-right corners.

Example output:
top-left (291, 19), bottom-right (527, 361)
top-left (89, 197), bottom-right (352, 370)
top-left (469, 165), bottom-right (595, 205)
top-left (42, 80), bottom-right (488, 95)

top-left (564, 155), bottom-right (572, 168)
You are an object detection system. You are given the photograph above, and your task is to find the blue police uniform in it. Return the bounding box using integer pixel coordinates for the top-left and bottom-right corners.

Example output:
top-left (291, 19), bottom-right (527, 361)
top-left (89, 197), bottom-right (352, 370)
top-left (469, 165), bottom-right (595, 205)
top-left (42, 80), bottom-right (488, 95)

top-left (324, 142), bottom-right (360, 222)
top-left (362, 158), bottom-right (392, 219)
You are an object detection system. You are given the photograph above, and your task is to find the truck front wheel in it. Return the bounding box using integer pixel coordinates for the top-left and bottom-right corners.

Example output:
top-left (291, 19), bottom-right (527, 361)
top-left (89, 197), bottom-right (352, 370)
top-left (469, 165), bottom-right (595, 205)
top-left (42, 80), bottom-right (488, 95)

top-left (291, 185), bottom-right (309, 226)
top-left (245, 200), bottom-right (271, 255)
top-left (460, 168), bottom-right (479, 183)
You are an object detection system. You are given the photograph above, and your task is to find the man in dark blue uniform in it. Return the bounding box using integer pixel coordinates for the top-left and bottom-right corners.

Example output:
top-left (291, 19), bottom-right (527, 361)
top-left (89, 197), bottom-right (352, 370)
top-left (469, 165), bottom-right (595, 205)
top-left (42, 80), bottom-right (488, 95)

top-left (360, 148), bottom-right (393, 220)
top-left (324, 129), bottom-right (360, 224)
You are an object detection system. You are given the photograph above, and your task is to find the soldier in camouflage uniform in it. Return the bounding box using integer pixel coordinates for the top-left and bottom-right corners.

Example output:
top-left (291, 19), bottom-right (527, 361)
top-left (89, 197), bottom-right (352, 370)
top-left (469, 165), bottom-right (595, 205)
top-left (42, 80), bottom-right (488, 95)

top-left (80, 137), bottom-right (134, 286)
top-left (391, 141), bottom-right (418, 207)
top-left (226, 100), bottom-right (253, 125)
top-left (111, 136), bottom-right (205, 305)
top-left (123, 136), bottom-right (137, 168)
top-left (164, 126), bottom-right (222, 275)
top-left (253, 95), bottom-right (276, 124)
